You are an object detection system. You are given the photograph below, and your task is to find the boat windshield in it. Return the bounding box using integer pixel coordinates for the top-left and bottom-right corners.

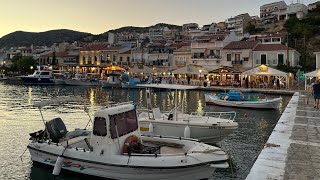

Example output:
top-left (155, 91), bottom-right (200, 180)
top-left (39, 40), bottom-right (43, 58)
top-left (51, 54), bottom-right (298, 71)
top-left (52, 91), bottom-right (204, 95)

top-left (110, 110), bottom-right (138, 139)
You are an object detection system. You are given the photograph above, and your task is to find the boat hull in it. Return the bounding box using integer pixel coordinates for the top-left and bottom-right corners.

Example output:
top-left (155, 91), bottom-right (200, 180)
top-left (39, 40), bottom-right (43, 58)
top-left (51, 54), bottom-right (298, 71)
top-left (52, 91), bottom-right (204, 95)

top-left (54, 79), bottom-right (66, 85)
top-left (205, 94), bottom-right (281, 109)
top-left (28, 143), bottom-right (224, 180)
top-left (139, 120), bottom-right (237, 144)
top-left (20, 76), bottom-right (54, 85)
top-left (64, 80), bottom-right (101, 86)
top-left (101, 81), bottom-right (121, 88)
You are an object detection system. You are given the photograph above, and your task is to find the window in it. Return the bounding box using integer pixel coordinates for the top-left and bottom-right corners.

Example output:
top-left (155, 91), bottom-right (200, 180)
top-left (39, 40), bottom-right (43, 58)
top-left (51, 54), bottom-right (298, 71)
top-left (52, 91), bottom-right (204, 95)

top-left (244, 57), bottom-right (249, 61)
top-left (93, 117), bottom-right (107, 136)
top-left (261, 54), bottom-right (267, 64)
top-left (110, 110), bottom-right (138, 139)
top-left (88, 56), bottom-right (92, 64)
top-left (278, 54), bottom-right (284, 65)
top-left (227, 54), bottom-right (231, 61)
top-left (127, 57), bottom-right (130, 62)
top-left (120, 57), bottom-right (123, 62)
top-left (235, 54), bottom-right (240, 61)
top-left (40, 72), bottom-right (50, 76)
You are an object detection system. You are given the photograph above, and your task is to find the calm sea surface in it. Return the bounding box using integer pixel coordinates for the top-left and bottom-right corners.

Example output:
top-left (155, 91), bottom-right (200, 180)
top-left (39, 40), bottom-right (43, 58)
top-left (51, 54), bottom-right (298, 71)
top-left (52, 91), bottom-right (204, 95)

top-left (0, 81), bottom-right (291, 180)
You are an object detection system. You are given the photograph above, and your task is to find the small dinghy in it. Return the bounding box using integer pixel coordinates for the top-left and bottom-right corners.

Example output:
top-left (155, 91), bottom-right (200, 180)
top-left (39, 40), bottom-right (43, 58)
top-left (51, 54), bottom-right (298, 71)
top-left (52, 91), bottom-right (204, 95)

top-left (205, 91), bottom-right (282, 109)
top-left (27, 97), bottom-right (229, 180)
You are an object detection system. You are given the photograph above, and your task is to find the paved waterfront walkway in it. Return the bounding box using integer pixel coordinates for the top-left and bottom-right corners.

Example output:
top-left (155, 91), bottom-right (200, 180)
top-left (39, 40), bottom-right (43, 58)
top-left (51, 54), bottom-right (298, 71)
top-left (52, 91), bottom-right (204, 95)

top-left (246, 92), bottom-right (320, 180)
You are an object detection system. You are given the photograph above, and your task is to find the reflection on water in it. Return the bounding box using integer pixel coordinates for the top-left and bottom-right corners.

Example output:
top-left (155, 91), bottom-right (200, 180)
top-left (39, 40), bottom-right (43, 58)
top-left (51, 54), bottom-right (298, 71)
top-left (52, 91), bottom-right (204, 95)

top-left (0, 82), bottom-right (291, 180)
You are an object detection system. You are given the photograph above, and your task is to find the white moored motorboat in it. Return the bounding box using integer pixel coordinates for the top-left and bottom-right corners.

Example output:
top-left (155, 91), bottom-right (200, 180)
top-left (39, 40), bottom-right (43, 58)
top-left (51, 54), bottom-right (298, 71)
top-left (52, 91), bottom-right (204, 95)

top-left (64, 73), bottom-right (101, 86)
top-left (205, 91), bottom-right (282, 109)
top-left (27, 97), bottom-right (229, 180)
top-left (137, 84), bottom-right (239, 144)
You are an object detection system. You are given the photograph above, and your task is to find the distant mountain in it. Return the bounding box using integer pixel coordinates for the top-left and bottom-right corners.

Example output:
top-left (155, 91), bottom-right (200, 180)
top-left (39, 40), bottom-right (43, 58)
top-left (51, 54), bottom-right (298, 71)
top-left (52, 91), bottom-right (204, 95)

top-left (0, 29), bottom-right (92, 48)
top-left (0, 23), bottom-right (182, 48)
top-left (107, 23), bottom-right (182, 34)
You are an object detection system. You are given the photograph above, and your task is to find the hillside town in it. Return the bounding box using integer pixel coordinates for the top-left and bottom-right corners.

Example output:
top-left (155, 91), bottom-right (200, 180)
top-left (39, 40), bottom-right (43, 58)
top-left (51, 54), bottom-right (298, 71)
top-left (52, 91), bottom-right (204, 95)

top-left (0, 1), bottom-right (319, 79)
top-left (2, 1), bottom-right (320, 180)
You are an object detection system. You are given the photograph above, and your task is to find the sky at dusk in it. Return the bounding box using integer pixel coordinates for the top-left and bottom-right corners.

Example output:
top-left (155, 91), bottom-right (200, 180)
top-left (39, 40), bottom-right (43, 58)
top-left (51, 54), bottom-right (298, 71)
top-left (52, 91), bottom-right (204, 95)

top-left (0, 0), bottom-right (317, 37)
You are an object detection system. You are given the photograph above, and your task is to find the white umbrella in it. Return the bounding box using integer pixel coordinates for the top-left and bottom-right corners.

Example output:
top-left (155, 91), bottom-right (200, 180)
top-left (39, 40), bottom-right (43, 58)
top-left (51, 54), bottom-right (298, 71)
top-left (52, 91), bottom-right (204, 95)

top-left (172, 65), bottom-right (208, 75)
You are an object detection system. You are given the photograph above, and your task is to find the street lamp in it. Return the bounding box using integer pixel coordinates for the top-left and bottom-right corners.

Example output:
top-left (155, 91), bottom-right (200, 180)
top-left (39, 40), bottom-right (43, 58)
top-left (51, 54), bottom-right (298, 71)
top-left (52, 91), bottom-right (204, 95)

top-left (30, 66), bottom-right (33, 70)
top-left (199, 69), bottom-right (203, 85)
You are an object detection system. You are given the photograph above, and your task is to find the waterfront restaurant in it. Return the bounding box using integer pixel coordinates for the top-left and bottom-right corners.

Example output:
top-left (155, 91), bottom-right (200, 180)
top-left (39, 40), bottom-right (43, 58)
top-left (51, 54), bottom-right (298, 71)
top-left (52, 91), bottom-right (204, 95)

top-left (208, 66), bottom-right (241, 86)
top-left (241, 65), bottom-right (289, 88)
top-left (172, 65), bottom-right (208, 85)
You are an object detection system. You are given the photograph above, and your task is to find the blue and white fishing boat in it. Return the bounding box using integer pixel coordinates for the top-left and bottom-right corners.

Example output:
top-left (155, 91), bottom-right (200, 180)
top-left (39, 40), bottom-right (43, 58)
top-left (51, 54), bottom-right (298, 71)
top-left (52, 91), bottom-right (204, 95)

top-left (121, 77), bottom-right (144, 88)
top-left (205, 91), bottom-right (282, 109)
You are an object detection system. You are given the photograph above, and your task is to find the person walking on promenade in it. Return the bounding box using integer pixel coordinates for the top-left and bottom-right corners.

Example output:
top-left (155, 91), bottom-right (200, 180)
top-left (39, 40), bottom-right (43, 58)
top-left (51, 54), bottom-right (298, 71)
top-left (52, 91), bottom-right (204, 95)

top-left (245, 77), bottom-right (249, 88)
top-left (276, 78), bottom-right (280, 90)
top-left (312, 80), bottom-right (320, 109)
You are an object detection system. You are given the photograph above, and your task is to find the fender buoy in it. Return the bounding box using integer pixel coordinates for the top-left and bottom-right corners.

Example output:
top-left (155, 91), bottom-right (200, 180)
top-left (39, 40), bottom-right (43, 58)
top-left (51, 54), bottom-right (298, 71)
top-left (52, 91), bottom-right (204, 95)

top-left (52, 156), bottom-right (64, 176)
top-left (184, 125), bottom-right (190, 138)
top-left (123, 135), bottom-right (139, 154)
top-left (148, 123), bottom-right (154, 133)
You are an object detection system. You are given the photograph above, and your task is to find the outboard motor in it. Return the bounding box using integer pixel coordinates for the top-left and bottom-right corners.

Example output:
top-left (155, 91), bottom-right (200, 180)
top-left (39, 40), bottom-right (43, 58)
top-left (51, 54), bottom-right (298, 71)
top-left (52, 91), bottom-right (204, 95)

top-left (46, 117), bottom-right (67, 143)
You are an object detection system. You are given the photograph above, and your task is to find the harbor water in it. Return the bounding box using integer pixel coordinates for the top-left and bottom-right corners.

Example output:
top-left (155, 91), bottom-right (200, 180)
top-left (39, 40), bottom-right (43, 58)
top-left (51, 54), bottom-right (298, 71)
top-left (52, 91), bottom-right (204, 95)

top-left (0, 82), bottom-right (291, 180)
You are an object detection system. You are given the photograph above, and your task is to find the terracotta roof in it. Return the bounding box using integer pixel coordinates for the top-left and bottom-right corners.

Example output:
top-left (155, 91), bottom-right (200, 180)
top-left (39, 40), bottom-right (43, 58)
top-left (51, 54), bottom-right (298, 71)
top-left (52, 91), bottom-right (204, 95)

top-left (253, 44), bottom-right (295, 51)
top-left (174, 45), bottom-right (191, 52)
top-left (224, 41), bottom-right (258, 50)
top-left (168, 43), bottom-right (190, 49)
top-left (80, 44), bottom-right (109, 51)
top-left (55, 52), bottom-right (77, 57)
top-left (55, 52), bottom-right (68, 57)
top-left (119, 49), bottom-right (131, 54)
top-left (105, 46), bottom-right (126, 51)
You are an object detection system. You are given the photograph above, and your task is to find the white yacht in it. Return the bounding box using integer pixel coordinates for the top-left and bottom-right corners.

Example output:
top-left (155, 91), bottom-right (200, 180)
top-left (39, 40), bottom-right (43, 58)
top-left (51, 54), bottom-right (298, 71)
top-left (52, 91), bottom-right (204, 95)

top-left (27, 97), bottom-right (229, 180)
top-left (64, 73), bottom-right (101, 86)
top-left (137, 84), bottom-right (239, 143)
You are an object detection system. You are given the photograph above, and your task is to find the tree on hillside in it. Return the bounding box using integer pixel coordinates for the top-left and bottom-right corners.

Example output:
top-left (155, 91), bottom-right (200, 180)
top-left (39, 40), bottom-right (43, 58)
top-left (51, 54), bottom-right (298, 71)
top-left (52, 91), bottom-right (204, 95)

top-left (245, 23), bottom-right (265, 35)
top-left (11, 56), bottom-right (36, 74)
top-left (284, 11), bottom-right (320, 71)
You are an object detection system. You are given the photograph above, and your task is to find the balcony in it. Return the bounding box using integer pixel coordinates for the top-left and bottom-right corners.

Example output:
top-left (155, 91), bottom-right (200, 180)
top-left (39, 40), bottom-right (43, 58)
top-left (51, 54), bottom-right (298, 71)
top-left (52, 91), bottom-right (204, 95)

top-left (192, 54), bottom-right (222, 60)
top-left (232, 60), bottom-right (243, 65)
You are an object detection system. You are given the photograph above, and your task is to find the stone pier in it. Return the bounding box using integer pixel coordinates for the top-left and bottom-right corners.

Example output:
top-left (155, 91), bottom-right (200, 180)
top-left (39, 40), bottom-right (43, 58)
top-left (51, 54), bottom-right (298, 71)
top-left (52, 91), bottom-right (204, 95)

top-left (246, 92), bottom-right (320, 180)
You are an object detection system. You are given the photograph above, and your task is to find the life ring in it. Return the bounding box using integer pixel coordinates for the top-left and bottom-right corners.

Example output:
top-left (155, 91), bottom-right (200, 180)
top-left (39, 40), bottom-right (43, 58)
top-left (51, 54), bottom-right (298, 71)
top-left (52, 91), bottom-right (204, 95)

top-left (123, 135), bottom-right (139, 154)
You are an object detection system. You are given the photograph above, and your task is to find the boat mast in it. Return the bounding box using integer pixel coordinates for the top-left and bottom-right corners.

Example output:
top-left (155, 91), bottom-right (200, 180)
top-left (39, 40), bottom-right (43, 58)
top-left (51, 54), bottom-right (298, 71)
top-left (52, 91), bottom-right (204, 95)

top-left (175, 89), bottom-right (178, 121)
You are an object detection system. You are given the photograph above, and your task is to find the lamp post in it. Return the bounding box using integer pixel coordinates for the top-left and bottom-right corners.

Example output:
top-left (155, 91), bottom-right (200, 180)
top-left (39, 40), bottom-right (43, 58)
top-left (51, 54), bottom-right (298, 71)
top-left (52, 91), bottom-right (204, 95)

top-left (199, 69), bottom-right (203, 85)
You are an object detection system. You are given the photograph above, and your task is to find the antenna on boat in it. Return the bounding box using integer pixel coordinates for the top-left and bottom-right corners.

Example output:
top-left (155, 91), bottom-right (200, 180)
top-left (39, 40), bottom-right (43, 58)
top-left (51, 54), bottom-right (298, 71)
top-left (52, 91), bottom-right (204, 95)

top-left (146, 88), bottom-right (153, 119)
top-left (84, 105), bottom-right (93, 129)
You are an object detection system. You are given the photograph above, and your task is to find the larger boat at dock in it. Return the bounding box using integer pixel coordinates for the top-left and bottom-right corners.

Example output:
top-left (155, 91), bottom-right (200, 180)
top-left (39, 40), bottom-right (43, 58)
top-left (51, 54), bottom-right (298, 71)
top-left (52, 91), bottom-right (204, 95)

top-left (27, 97), bottom-right (229, 180)
top-left (19, 69), bottom-right (54, 85)
top-left (64, 73), bottom-right (101, 86)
